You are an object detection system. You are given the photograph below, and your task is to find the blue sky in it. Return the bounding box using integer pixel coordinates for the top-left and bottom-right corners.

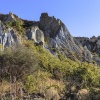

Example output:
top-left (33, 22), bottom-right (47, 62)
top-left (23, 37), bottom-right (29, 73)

top-left (0, 0), bottom-right (100, 37)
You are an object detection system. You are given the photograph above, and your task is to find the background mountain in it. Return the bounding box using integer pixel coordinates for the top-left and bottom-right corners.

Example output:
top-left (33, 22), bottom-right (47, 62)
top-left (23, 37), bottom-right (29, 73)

top-left (0, 12), bottom-right (100, 100)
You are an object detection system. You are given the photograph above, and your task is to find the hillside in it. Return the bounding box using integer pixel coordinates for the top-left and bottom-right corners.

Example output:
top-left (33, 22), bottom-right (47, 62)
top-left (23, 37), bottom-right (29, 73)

top-left (0, 12), bottom-right (100, 100)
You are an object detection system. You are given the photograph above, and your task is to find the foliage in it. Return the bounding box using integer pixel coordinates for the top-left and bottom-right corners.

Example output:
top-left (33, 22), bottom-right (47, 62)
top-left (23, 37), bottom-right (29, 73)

top-left (0, 46), bottom-right (38, 81)
top-left (24, 71), bottom-right (52, 93)
top-left (4, 20), bottom-right (25, 35)
top-left (23, 41), bottom-right (100, 88)
top-left (0, 40), bottom-right (100, 99)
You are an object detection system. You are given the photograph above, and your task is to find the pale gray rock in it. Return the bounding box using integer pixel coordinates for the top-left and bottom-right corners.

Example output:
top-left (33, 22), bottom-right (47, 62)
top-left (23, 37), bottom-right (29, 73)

top-left (83, 46), bottom-right (93, 62)
top-left (27, 26), bottom-right (44, 44)
top-left (39, 13), bottom-right (93, 62)
top-left (6, 12), bottom-right (15, 21)
top-left (75, 36), bottom-right (100, 55)
top-left (75, 36), bottom-right (100, 65)
top-left (2, 28), bottom-right (18, 50)
top-left (96, 39), bottom-right (100, 45)
top-left (0, 22), bottom-right (18, 50)
top-left (40, 13), bottom-right (61, 38)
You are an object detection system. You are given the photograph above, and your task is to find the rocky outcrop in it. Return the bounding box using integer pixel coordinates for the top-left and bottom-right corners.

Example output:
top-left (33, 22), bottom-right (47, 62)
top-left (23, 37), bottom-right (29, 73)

top-left (0, 12), bottom-right (19, 22)
top-left (75, 36), bottom-right (100, 65)
top-left (0, 12), bottom-right (100, 65)
top-left (26, 26), bottom-right (44, 44)
top-left (75, 36), bottom-right (100, 56)
top-left (0, 21), bottom-right (18, 50)
top-left (40, 13), bottom-right (62, 38)
top-left (39, 13), bottom-right (93, 62)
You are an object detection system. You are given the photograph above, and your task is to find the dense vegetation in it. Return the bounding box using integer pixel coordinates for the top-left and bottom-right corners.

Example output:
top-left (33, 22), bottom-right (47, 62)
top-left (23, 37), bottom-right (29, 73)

top-left (0, 40), bottom-right (100, 99)
top-left (4, 20), bottom-right (25, 35)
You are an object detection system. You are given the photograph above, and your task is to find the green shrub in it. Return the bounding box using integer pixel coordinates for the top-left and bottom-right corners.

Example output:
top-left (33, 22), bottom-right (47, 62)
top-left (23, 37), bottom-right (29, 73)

top-left (0, 46), bottom-right (38, 81)
top-left (4, 20), bottom-right (25, 35)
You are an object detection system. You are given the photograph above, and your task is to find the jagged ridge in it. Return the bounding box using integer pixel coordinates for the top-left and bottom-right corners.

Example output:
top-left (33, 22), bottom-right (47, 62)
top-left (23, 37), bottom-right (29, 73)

top-left (0, 12), bottom-right (100, 65)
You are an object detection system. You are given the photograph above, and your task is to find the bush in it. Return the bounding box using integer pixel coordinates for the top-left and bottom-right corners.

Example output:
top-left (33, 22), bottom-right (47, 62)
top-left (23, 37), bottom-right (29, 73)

top-left (0, 40), bottom-right (99, 99)
top-left (0, 46), bottom-right (38, 81)
top-left (4, 20), bottom-right (25, 35)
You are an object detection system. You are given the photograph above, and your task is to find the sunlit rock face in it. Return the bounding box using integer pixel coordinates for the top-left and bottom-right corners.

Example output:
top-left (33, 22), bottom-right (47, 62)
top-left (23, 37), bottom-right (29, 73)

top-left (0, 22), bottom-right (18, 50)
top-left (53, 24), bottom-right (82, 52)
top-left (40, 13), bottom-right (61, 38)
top-left (6, 12), bottom-right (15, 21)
top-left (39, 13), bottom-right (93, 62)
top-left (75, 36), bottom-right (100, 56)
top-left (27, 26), bottom-right (44, 44)
top-left (75, 36), bottom-right (100, 65)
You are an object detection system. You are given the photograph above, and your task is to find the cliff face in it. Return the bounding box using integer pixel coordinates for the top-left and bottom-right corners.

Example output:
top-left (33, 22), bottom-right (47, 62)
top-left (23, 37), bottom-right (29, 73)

top-left (0, 12), bottom-right (100, 65)
top-left (0, 21), bottom-right (18, 51)
top-left (75, 36), bottom-right (100, 65)
top-left (39, 13), bottom-right (93, 62)
top-left (27, 26), bottom-right (44, 44)
top-left (75, 36), bottom-right (100, 54)
top-left (39, 13), bottom-right (61, 38)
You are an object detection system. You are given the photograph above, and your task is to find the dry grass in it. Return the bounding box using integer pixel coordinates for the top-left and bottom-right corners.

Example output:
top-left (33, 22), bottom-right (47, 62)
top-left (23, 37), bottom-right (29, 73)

top-left (37, 78), bottom-right (65, 99)
top-left (0, 81), bottom-right (10, 93)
